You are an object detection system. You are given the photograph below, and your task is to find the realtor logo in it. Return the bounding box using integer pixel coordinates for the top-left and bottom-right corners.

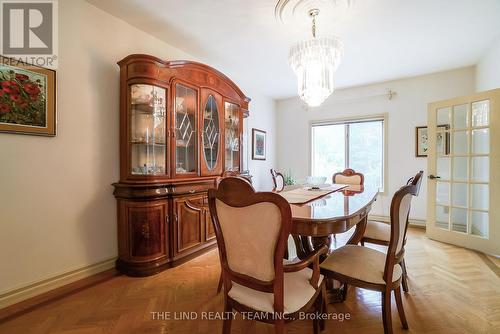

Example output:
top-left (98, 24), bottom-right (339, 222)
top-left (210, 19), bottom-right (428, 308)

top-left (1, 0), bottom-right (58, 68)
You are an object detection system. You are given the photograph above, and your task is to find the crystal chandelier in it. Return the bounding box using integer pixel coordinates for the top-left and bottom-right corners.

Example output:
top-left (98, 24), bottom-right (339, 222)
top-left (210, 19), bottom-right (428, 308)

top-left (288, 9), bottom-right (344, 107)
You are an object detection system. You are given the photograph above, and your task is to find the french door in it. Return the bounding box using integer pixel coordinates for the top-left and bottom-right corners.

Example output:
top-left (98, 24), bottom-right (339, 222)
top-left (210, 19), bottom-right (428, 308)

top-left (427, 89), bottom-right (500, 255)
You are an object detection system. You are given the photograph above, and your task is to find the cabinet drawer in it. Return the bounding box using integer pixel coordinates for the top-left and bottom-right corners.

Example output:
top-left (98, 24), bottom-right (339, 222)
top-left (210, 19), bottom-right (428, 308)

top-left (172, 182), bottom-right (215, 195)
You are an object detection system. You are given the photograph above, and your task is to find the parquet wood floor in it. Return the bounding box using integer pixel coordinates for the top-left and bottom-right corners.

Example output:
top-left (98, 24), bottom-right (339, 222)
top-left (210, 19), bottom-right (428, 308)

top-left (1, 228), bottom-right (499, 334)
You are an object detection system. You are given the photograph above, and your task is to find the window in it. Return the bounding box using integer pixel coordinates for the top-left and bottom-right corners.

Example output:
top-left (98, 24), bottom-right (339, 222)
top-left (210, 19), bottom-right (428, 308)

top-left (311, 117), bottom-right (385, 190)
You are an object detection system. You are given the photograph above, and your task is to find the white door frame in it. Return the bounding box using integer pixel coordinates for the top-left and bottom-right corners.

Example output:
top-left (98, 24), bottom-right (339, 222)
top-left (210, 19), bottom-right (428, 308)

top-left (426, 88), bottom-right (500, 256)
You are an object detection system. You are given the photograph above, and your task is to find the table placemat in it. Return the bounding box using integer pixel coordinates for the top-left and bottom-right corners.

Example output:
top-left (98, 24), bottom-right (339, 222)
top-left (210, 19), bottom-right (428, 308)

top-left (278, 184), bottom-right (347, 205)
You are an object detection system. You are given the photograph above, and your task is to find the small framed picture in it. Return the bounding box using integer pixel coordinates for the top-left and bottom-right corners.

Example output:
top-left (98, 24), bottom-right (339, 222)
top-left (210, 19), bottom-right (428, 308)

top-left (416, 125), bottom-right (450, 157)
top-left (252, 128), bottom-right (266, 160)
top-left (0, 56), bottom-right (56, 136)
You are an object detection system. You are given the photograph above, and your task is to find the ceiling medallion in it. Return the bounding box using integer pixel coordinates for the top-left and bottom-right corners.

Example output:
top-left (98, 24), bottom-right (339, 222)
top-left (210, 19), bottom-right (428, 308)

top-left (275, 0), bottom-right (353, 24)
top-left (287, 8), bottom-right (344, 107)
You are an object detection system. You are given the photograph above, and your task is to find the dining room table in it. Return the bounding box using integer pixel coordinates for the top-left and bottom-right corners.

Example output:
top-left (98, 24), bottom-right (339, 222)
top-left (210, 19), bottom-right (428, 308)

top-left (282, 184), bottom-right (379, 256)
top-left (277, 183), bottom-right (379, 302)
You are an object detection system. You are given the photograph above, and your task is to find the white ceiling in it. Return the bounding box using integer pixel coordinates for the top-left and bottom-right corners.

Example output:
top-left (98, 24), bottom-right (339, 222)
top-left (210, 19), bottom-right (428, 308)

top-left (88, 0), bottom-right (500, 99)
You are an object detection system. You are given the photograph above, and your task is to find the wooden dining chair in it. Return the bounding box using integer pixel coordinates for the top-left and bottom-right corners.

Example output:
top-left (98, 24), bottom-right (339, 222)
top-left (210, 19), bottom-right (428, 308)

top-left (361, 171), bottom-right (424, 292)
top-left (217, 171), bottom-right (251, 188)
top-left (270, 169), bottom-right (285, 192)
top-left (331, 168), bottom-right (364, 241)
top-left (209, 177), bottom-right (327, 334)
top-left (215, 173), bottom-right (252, 293)
top-left (332, 168), bottom-right (364, 185)
top-left (320, 180), bottom-right (420, 334)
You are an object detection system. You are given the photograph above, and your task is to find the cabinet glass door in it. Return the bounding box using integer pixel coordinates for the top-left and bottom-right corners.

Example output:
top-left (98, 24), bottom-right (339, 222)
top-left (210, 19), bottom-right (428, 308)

top-left (203, 95), bottom-right (220, 170)
top-left (224, 102), bottom-right (240, 172)
top-left (174, 84), bottom-right (198, 175)
top-left (129, 84), bottom-right (166, 175)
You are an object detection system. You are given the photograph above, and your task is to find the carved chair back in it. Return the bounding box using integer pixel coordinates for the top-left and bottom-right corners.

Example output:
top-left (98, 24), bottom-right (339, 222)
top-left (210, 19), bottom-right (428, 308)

top-left (208, 177), bottom-right (292, 313)
top-left (270, 169), bottom-right (285, 192)
top-left (384, 172), bottom-right (423, 284)
top-left (333, 168), bottom-right (364, 185)
top-left (217, 171), bottom-right (250, 188)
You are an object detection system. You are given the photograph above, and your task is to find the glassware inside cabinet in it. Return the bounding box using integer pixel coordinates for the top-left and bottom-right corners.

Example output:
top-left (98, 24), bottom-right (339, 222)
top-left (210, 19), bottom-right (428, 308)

top-left (224, 102), bottom-right (240, 172)
top-left (174, 84), bottom-right (197, 174)
top-left (129, 84), bottom-right (167, 175)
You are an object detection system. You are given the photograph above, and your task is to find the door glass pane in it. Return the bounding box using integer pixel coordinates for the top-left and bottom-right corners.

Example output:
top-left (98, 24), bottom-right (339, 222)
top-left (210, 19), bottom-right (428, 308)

top-left (471, 184), bottom-right (489, 211)
top-left (435, 205), bottom-right (449, 229)
top-left (203, 95), bottom-right (219, 170)
top-left (348, 121), bottom-right (384, 188)
top-left (452, 157), bottom-right (468, 181)
top-left (436, 182), bottom-right (450, 205)
top-left (129, 84), bottom-right (167, 175)
top-left (471, 211), bottom-right (488, 237)
top-left (312, 124), bottom-right (345, 178)
top-left (453, 131), bottom-right (468, 155)
top-left (471, 156), bottom-right (489, 182)
top-left (451, 207), bottom-right (467, 233)
top-left (452, 183), bottom-right (467, 207)
top-left (472, 100), bottom-right (489, 127)
top-left (224, 102), bottom-right (240, 171)
top-left (472, 129), bottom-right (489, 154)
top-left (437, 107), bottom-right (451, 124)
top-left (436, 131), bottom-right (450, 156)
top-left (437, 157), bottom-right (450, 180)
top-left (175, 84), bottom-right (197, 174)
top-left (453, 104), bottom-right (468, 129)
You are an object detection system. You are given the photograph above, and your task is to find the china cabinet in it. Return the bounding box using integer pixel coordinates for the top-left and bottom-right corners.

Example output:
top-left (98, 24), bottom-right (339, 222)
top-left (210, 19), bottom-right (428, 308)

top-left (113, 54), bottom-right (250, 276)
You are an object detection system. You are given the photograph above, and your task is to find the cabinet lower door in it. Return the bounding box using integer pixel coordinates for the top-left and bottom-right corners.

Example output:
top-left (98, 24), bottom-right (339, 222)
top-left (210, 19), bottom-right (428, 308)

top-left (117, 199), bottom-right (170, 276)
top-left (174, 196), bottom-right (204, 254)
top-left (125, 200), bottom-right (168, 260)
top-left (205, 210), bottom-right (216, 241)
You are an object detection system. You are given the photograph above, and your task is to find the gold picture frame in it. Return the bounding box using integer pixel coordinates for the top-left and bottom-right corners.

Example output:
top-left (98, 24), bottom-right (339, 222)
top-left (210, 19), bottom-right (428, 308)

top-left (252, 128), bottom-right (266, 160)
top-left (0, 56), bottom-right (56, 136)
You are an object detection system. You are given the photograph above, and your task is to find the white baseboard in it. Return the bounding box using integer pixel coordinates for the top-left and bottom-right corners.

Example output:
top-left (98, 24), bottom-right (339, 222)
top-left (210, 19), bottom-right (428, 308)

top-left (0, 257), bottom-right (116, 309)
top-left (368, 214), bottom-right (426, 228)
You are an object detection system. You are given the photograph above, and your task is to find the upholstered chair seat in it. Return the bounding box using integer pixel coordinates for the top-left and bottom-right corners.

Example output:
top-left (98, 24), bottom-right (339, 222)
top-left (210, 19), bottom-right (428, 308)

top-left (320, 171), bottom-right (424, 334)
top-left (320, 245), bottom-right (402, 285)
top-left (209, 177), bottom-right (327, 334)
top-left (363, 221), bottom-right (391, 243)
top-left (229, 268), bottom-right (324, 314)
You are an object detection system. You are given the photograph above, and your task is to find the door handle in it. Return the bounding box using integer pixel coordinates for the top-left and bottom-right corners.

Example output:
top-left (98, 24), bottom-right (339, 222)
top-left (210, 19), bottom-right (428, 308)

top-left (428, 175), bottom-right (441, 180)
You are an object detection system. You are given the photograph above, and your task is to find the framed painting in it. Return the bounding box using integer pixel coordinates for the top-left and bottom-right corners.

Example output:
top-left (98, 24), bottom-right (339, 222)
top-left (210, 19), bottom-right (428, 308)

top-left (252, 128), bottom-right (266, 160)
top-left (0, 56), bottom-right (56, 136)
top-left (416, 124), bottom-right (450, 157)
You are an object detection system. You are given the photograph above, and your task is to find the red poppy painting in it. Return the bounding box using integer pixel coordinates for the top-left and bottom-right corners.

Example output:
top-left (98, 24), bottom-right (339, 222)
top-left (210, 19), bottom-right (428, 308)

top-left (0, 56), bottom-right (56, 136)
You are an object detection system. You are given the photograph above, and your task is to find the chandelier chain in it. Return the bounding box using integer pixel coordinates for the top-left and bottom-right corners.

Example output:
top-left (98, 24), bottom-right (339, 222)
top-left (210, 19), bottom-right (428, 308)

top-left (309, 9), bottom-right (319, 38)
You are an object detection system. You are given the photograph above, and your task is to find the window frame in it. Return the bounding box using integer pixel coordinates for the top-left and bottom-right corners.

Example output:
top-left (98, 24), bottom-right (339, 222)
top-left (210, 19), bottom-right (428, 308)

top-left (309, 114), bottom-right (388, 193)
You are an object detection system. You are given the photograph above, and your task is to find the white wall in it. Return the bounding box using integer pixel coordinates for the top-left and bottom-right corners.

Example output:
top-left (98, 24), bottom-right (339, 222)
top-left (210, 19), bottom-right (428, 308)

top-left (476, 37), bottom-right (500, 91)
top-left (0, 0), bottom-right (276, 301)
top-left (276, 67), bottom-right (476, 220)
top-left (245, 96), bottom-right (277, 191)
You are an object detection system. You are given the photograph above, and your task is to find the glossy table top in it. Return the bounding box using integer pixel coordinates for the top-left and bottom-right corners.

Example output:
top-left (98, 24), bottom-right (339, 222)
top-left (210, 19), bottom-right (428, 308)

top-left (285, 185), bottom-right (379, 236)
